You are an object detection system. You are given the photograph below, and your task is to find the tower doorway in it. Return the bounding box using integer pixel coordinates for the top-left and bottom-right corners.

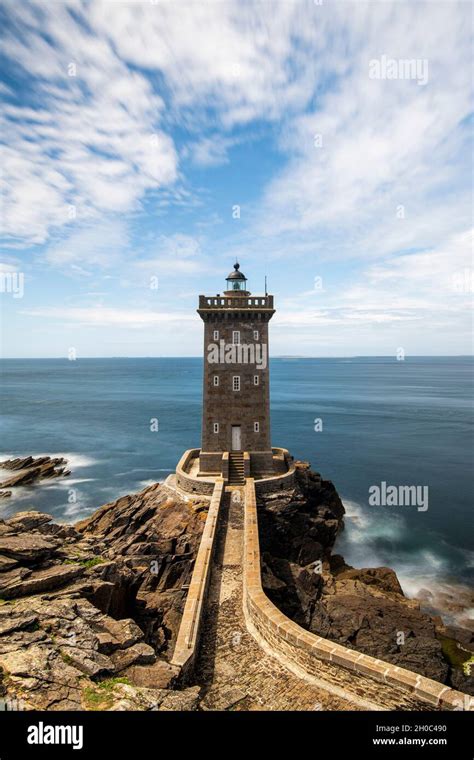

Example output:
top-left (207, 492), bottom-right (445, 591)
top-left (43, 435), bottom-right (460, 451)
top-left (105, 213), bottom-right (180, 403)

top-left (231, 425), bottom-right (242, 451)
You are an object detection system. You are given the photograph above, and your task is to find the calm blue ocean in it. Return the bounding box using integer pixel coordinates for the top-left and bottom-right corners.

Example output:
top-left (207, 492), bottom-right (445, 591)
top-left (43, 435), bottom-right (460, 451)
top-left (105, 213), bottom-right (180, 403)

top-left (0, 357), bottom-right (473, 618)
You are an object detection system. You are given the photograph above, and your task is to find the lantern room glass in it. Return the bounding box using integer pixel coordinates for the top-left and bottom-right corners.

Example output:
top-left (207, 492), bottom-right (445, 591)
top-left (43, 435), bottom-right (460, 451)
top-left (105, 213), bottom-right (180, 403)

top-left (226, 277), bottom-right (247, 291)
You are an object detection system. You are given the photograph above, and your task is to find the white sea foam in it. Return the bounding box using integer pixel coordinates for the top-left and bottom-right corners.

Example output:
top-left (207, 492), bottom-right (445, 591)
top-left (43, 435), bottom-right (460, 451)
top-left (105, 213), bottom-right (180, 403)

top-left (48, 453), bottom-right (99, 469)
top-left (138, 479), bottom-right (160, 489)
top-left (114, 468), bottom-right (171, 477)
top-left (338, 497), bottom-right (474, 628)
top-left (42, 478), bottom-right (97, 488)
top-left (0, 452), bottom-right (99, 470)
top-left (0, 485), bottom-right (30, 502)
top-left (63, 496), bottom-right (95, 519)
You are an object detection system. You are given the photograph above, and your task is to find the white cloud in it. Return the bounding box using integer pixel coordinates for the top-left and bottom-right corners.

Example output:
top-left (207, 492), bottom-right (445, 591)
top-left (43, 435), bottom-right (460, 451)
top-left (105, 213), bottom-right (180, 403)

top-left (44, 219), bottom-right (130, 271)
top-left (89, 1), bottom-right (319, 126)
top-left (252, 2), bottom-right (471, 260)
top-left (184, 136), bottom-right (232, 168)
top-left (0, 261), bottom-right (20, 274)
top-left (2, 0), bottom-right (470, 260)
top-left (1, 1), bottom-right (471, 356)
top-left (1, 2), bottom-right (178, 246)
top-left (21, 305), bottom-right (194, 329)
top-left (274, 229), bottom-right (473, 354)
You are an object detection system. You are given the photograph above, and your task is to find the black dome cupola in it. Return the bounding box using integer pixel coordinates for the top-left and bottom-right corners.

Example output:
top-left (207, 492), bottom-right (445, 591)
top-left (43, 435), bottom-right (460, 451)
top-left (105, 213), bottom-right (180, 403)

top-left (225, 262), bottom-right (248, 292)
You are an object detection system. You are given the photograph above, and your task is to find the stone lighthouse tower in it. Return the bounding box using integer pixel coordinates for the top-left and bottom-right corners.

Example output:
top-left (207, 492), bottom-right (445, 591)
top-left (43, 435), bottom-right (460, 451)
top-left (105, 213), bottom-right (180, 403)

top-left (197, 262), bottom-right (275, 482)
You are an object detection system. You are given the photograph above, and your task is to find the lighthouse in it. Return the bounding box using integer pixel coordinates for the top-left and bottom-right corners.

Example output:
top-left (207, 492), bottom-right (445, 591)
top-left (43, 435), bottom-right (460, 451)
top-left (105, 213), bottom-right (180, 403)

top-left (197, 263), bottom-right (275, 483)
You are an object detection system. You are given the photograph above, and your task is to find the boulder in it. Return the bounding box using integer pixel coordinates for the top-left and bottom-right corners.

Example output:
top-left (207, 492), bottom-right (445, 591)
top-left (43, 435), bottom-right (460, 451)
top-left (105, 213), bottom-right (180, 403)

top-left (5, 511), bottom-right (53, 532)
top-left (0, 564), bottom-right (85, 599)
top-left (123, 659), bottom-right (179, 689)
top-left (0, 533), bottom-right (60, 563)
top-left (335, 566), bottom-right (404, 596)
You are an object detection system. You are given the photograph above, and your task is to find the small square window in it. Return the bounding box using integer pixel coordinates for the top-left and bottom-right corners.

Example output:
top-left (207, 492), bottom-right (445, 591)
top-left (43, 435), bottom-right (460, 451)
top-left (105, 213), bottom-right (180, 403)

top-left (232, 331), bottom-right (240, 345)
top-left (254, 375), bottom-right (259, 386)
top-left (232, 376), bottom-right (240, 391)
top-left (213, 422), bottom-right (219, 434)
top-left (254, 422), bottom-right (260, 433)
top-left (213, 375), bottom-right (219, 386)
top-left (253, 330), bottom-right (259, 340)
top-left (213, 330), bottom-right (219, 340)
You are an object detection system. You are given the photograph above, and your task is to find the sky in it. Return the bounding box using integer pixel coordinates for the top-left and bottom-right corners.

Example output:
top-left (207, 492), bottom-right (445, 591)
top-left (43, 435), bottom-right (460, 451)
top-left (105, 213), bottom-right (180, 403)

top-left (0, 0), bottom-right (472, 358)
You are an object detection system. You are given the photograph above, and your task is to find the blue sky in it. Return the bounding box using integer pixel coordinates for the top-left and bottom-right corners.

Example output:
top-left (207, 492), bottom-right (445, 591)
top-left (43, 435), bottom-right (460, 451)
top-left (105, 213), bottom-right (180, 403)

top-left (0, 0), bottom-right (472, 358)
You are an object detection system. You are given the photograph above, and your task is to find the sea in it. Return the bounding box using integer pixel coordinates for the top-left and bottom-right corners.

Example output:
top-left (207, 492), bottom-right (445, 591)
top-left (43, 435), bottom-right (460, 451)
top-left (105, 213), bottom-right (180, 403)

top-left (0, 356), bottom-right (473, 626)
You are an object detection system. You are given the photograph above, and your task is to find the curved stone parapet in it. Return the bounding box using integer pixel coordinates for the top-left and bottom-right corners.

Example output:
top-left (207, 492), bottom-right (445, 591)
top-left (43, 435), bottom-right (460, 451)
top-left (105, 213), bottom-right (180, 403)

top-left (243, 478), bottom-right (472, 712)
top-left (176, 446), bottom-right (295, 495)
top-left (254, 448), bottom-right (295, 494)
top-left (175, 448), bottom-right (215, 495)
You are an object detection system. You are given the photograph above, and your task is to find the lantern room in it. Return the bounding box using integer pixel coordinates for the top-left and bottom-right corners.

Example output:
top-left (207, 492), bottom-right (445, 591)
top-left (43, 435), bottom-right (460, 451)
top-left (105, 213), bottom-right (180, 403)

top-left (225, 262), bottom-right (249, 294)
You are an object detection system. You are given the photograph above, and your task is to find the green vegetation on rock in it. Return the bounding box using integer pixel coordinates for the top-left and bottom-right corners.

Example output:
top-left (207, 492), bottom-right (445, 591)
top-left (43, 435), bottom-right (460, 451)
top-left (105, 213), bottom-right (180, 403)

top-left (82, 677), bottom-right (131, 711)
top-left (439, 635), bottom-right (474, 675)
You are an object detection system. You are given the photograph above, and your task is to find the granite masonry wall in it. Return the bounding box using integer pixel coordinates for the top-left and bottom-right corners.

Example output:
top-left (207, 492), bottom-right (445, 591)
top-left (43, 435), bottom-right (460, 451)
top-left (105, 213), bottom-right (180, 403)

top-left (175, 449), bottom-right (215, 495)
top-left (171, 478), bottom-right (225, 679)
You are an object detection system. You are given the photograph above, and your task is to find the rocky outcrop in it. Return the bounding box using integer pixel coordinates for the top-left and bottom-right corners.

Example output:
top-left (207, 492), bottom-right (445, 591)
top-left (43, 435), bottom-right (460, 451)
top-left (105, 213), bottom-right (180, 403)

top-left (75, 484), bottom-right (208, 653)
top-left (0, 456), bottom-right (70, 497)
top-left (1, 459), bottom-right (471, 709)
top-left (258, 461), bottom-right (473, 692)
top-left (0, 481), bottom-right (208, 710)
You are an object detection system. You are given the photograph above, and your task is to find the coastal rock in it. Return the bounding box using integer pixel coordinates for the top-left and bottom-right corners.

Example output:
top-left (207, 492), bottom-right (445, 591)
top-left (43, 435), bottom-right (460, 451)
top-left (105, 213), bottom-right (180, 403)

top-left (334, 566), bottom-right (404, 596)
top-left (5, 511), bottom-right (53, 532)
top-left (0, 593), bottom-right (193, 710)
top-left (123, 659), bottom-right (179, 689)
top-left (450, 667), bottom-right (474, 696)
top-left (309, 577), bottom-right (449, 682)
top-left (0, 564), bottom-right (85, 599)
top-left (0, 457), bottom-right (70, 497)
top-left (0, 533), bottom-right (60, 563)
top-left (0, 556), bottom-right (18, 572)
top-left (76, 482), bottom-right (205, 653)
top-left (258, 462), bottom-right (452, 685)
top-left (0, 480), bottom-right (206, 710)
top-left (110, 642), bottom-right (156, 672)
top-left (98, 683), bottom-right (200, 712)
top-left (0, 458), bottom-right (469, 708)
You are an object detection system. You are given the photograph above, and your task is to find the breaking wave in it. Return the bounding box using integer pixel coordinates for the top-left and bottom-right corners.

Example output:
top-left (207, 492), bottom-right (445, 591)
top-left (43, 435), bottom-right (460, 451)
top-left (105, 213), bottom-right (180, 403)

top-left (337, 498), bottom-right (474, 628)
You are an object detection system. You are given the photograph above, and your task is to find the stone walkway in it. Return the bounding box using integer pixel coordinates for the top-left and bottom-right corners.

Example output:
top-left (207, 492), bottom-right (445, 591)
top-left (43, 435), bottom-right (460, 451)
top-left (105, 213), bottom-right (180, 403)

top-left (193, 488), bottom-right (366, 711)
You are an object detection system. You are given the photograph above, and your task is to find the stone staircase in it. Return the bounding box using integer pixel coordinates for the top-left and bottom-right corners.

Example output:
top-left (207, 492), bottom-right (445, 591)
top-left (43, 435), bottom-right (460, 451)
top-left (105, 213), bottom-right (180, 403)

top-left (228, 452), bottom-right (245, 485)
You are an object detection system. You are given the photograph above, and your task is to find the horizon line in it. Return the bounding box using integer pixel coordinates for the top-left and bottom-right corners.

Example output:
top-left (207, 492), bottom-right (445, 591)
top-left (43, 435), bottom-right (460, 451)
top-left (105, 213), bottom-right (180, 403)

top-left (0, 355), bottom-right (473, 361)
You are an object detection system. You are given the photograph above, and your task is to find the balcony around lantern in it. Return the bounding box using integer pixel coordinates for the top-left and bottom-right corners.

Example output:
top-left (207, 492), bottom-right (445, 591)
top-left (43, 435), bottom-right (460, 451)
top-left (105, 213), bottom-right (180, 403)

top-left (198, 294), bottom-right (274, 310)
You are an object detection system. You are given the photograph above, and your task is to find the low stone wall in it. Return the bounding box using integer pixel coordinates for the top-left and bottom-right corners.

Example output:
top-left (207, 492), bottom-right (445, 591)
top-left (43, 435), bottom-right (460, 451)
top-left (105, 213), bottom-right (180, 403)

top-left (221, 452), bottom-right (229, 481)
top-left (243, 478), bottom-right (471, 711)
top-left (171, 479), bottom-right (225, 679)
top-left (176, 446), bottom-right (296, 495)
top-left (248, 450), bottom-right (274, 473)
top-left (199, 451), bottom-right (223, 473)
top-left (176, 448), bottom-right (215, 495)
top-left (243, 451), bottom-right (251, 477)
top-left (254, 453), bottom-right (295, 495)
top-left (271, 446), bottom-right (289, 473)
